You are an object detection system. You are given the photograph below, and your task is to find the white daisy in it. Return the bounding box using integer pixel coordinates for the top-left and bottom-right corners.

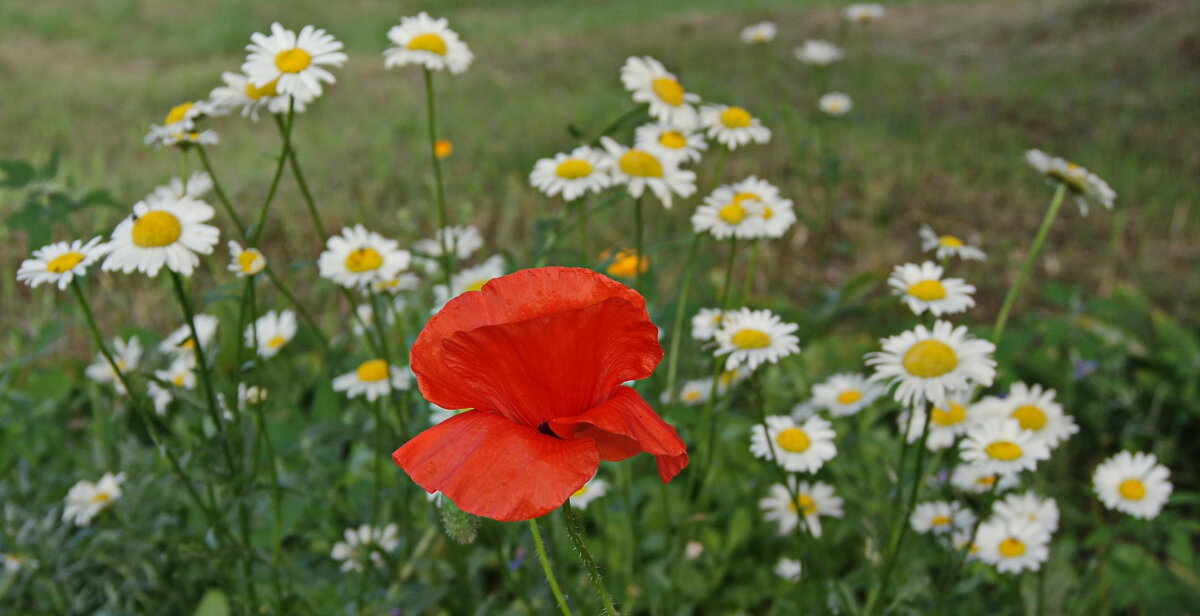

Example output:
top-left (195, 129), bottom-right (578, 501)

top-left (993, 492), bottom-right (1060, 534)
top-left (960, 419), bottom-right (1052, 475)
top-left (714, 308), bottom-right (801, 371)
top-left (529, 146), bottom-right (613, 201)
top-left (793, 40), bottom-right (844, 66)
top-left (620, 56), bottom-right (701, 130)
top-left (330, 524), bottom-right (400, 573)
top-left (1025, 149), bottom-right (1116, 215)
top-left (700, 104), bottom-right (771, 150)
top-left (226, 241), bottom-right (266, 277)
top-left (150, 171), bottom-right (213, 201)
top-left (147, 381), bottom-right (173, 415)
top-left (750, 415), bottom-right (837, 473)
top-left (740, 22), bottom-right (778, 44)
top-left (62, 472), bottom-right (125, 527)
top-left (351, 301), bottom-right (397, 338)
top-left (984, 382), bottom-right (1078, 450)
top-left (898, 396), bottom-right (979, 451)
top-left (690, 307), bottom-right (725, 341)
top-left (888, 261), bottom-right (977, 317)
top-left (238, 383), bottom-right (269, 409)
top-left (432, 254), bottom-right (506, 312)
top-left (692, 186), bottom-right (767, 240)
top-left (3, 552), bottom-right (35, 573)
top-left (209, 71), bottom-right (310, 122)
top-left (662, 378), bottom-right (711, 406)
top-left (975, 517), bottom-right (1051, 574)
top-left (760, 478), bottom-right (844, 537)
top-left (415, 225), bottom-right (482, 274)
top-left (1093, 451), bottom-right (1172, 519)
top-left (332, 359), bottom-right (411, 402)
top-left (866, 320), bottom-right (996, 409)
top-left (371, 273), bottom-right (421, 294)
top-left (919, 224), bottom-right (986, 261)
top-left (318, 225), bottom-right (411, 289)
top-left (160, 314), bottom-right (220, 359)
top-left (103, 196), bottom-right (220, 277)
top-left (818, 92), bottom-right (853, 116)
top-left (384, 13), bottom-right (473, 74)
top-left (774, 558), bottom-right (802, 582)
top-left (84, 336), bottom-right (142, 395)
top-left (245, 310), bottom-right (297, 359)
top-left (910, 500), bottom-right (976, 535)
top-left (811, 373), bottom-right (884, 417)
top-left (144, 100), bottom-right (219, 147)
top-left (569, 475), bottom-right (609, 510)
top-left (634, 123), bottom-right (707, 164)
top-left (600, 137), bottom-right (696, 208)
top-left (950, 464), bottom-right (1019, 495)
top-left (156, 357), bottom-right (196, 390)
top-left (844, 4), bottom-right (886, 23)
top-left (243, 23), bottom-right (346, 101)
top-left (17, 237), bottom-right (110, 290)
top-left (152, 129), bottom-right (220, 149)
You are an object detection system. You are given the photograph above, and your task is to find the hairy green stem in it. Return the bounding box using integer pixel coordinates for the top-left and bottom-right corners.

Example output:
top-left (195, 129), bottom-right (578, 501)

top-left (529, 518), bottom-right (573, 616)
top-left (562, 501), bottom-right (618, 616)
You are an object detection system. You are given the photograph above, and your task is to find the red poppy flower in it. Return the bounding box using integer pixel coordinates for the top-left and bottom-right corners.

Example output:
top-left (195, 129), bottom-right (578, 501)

top-left (392, 267), bottom-right (688, 521)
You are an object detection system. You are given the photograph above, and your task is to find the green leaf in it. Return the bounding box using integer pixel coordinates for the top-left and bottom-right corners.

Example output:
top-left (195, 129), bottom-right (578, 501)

top-left (0, 160), bottom-right (35, 188)
top-left (193, 589), bottom-right (230, 616)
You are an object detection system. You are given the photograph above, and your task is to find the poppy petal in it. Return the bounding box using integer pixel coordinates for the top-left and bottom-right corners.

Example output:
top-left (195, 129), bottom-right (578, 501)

top-left (547, 386), bottom-right (688, 483)
top-left (392, 409), bottom-right (599, 522)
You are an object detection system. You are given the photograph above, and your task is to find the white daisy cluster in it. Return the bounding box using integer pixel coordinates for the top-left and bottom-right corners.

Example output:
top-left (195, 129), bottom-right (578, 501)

top-left (794, 40), bottom-right (845, 66)
top-left (760, 477), bottom-right (844, 538)
top-left (330, 524), bottom-right (400, 573)
top-left (740, 22), bottom-right (778, 45)
top-left (62, 472), bottom-right (125, 527)
top-left (919, 224), bottom-right (986, 261)
top-left (692, 176), bottom-right (795, 240)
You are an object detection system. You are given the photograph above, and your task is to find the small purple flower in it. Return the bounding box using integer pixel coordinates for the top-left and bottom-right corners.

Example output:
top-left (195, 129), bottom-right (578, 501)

top-left (508, 546), bottom-right (527, 571)
top-left (1073, 358), bottom-right (1098, 381)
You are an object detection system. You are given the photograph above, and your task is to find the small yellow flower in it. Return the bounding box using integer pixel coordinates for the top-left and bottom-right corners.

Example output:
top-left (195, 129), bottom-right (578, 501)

top-left (601, 249), bottom-right (648, 278)
top-left (435, 139), bottom-right (453, 159)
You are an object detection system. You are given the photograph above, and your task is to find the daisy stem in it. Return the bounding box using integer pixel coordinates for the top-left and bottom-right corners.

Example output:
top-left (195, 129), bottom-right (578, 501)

top-left (263, 266), bottom-right (332, 354)
top-left (247, 281), bottom-right (285, 611)
top-left (369, 398), bottom-right (384, 533)
top-left (195, 145), bottom-right (247, 238)
top-left (274, 114), bottom-right (329, 242)
top-left (368, 289), bottom-right (404, 420)
top-left (702, 147), bottom-right (728, 196)
top-left (250, 98), bottom-right (294, 247)
top-left (528, 518), bottom-right (574, 616)
top-left (991, 183), bottom-right (1066, 346)
top-left (577, 196), bottom-right (590, 267)
top-left (633, 195), bottom-right (644, 294)
top-left (562, 500), bottom-right (618, 616)
top-left (741, 239), bottom-right (759, 302)
top-left (719, 236), bottom-right (739, 307)
top-left (588, 104), bottom-right (646, 146)
top-left (663, 233), bottom-right (703, 402)
top-left (422, 68), bottom-right (454, 290)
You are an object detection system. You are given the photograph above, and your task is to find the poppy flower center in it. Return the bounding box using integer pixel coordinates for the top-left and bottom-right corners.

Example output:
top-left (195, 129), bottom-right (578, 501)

top-left (1118, 478), bottom-right (1145, 500)
top-left (931, 402), bottom-right (966, 426)
top-left (47, 252), bottom-right (85, 274)
top-left (789, 493), bottom-right (817, 516)
top-left (907, 279), bottom-right (947, 301)
top-left (407, 33), bottom-right (447, 55)
top-left (274, 48), bottom-right (312, 73)
top-left (651, 77), bottom-right (684, 106)
top-left (164, 102), bottom-right (194, 125)
top-left (132, 211), bottom-right (182, 247)
top-left (355, 359), bottom-right (389, 382)
top-left (998, 538), bottom-right (1025, 558)
top-left (658, 130), bottom-right (687, 148)
top-left (719, 106), bottom-right (752, 128)
top-left (238, 250), bottom-right (262, 273)
top-left (939, 235), bottom-right (964, 248)
top-left (344, 248), bottom-right (383, 273)
top-left (931, 515), bottom-right (951, 527)
top-left (245, 79), bottom-right (279, 99)
top-left (836, 389), bottom-right (862, 404)
top-left (901, 340), bottom-right (958, 378)
top-left (555, 158), bottom-right (593, 179)
top-left (731, 329), bottom-right (771, 349)
top-left (1010, 405), bottom-right (1046, 431)
top-left (775, 427), bottom-right (810, 453)
top-left (618, 150), bottom-right (663, 178)
top-left (985, 440), bottom-right (1023, 461)
top-left (268, 335), bottom-right (286, 349)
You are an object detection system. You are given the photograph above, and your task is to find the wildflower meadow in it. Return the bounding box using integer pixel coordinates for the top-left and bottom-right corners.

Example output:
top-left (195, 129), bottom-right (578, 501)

top-left (2, 1), bottom-right (1198, 614)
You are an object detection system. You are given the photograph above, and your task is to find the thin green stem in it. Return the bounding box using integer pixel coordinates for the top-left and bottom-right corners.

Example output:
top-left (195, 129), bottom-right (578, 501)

top-left (247, 282), bottom-right (284, 612)
top-left (528, 518), bottom-right (574, 616)
top-left (369, 398), bottom-right (384, 534)
top-left (587, 104), bottom-right (646, 146)
top-left (262, 266), bottom-right (331, 353)
top-left (562, 501), bottom-right (617, 616)
top-left (250, 98), bottom-right (294, 246)
top-left (422, 68), bottom-right (453, 290)
top-left (992, 183), bottom-right (1066, 345)
top-left (196, 146), bottom-right (247, 238)
top-left (577, 197), bottom-right (590, 267)
top-left (276, 114), bottom-right (329, 242)
top-left (663, 233), bottom-right (703, 401)
top-left (633, 195), bottom-right (644, 294)
top-left (742, 239), bottom-right (759, 302)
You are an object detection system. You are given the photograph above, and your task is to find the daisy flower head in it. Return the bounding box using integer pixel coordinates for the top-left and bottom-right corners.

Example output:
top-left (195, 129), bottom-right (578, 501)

top-left (243, 23), bottom-right (347, 101)
top-left (333, 359), bottom-right (411, 401)
top-left (160, 314), bottom-right (219, 358)
top-left (759, 478), bottom-right (843, 537)
top-left (740, 22), bottom-right (778, 44)
top-left (150, 171), bottom-right (213, 201)
top-left (84, 336), bottom-right (142, 394)
top-left (811, 373), bottom-right (884, 417)
top-left (960, 418), bottom-right (1052, 475)
top-left (209, 71), bottom-right (310, 122)
top-left (384, 13), bottom-right (473, 74)
top-left (600, 137), bottom-right (696, 208)
top-left (994, 491), bottom-right (1060, 534)
top-left (663, 378), bottom-right (711, 406)
top-left (899, 396), bottom-right (978, 451)
top-left (1025, 149), bottom-right (1116, 215)
top-left (330, 524), bottom-right (399, 573)
top-left (529, 145), bottom-right (613, 201)
top-left (569, 475), bottom-right (609, 510)
top-left (372, 273), bottom-right (420, 294)
top-left (63, 472), bottom-right (125, 527)
top-left (888, 261), bottom-right (977, 317)
top-left (695, 176), bottom-right (795, 239)
top-left (156, 357), bottom-right (196, 390)
top-left (691, 307), bottom-right (724, 341)
top-left (620, 56), bottom-right (701, 130)
top-left (17, 237), bottom-right (110, 290)
top-left (866, 320), bottom-right (996, 409)
top-left (634, 123), bottom-right (707, 164)
top-left (1093, 451), bottom-right (1172, 519)
top-left (700, 104), bottom-right (771, 150)
top-left (318, 225), bottom-right (411, 290)
top-left (147, 381), bottom-right (173, 415)
top-left (950, 464), bottom-right (1019, 495)
top-left (794, 40), bottom-right (844, 66)
top-left (775, 558), bottom-right (802, 582)
top-left (975, 517), bottom-right (1051, 574)
top-left (919, 224), bottom-right (986, 261)
top-left (227, 241), bottom-right (266, 277)
top-left (144, 100), bottom-right (219, 148)
top-left (986, 382), bottom-right (1078, 450)
top-left (414, 225), bottom-right (484, 271)
top-left (844, 4), bottom-right (886, 23)
top-left (103, 196), bottom-right (220, 277)
top-left (818, 92), bottom-right (853, 116)
top-left (910, 500), bottom-right (976, 535)
top-left (245, 310), bottom-right (297, 359)
top-left (432, 254), bottom-right (506, 312)
top-left (750, 415), bottom-right (837, 473)
top-left (714, 308), bottom-right (800, 371)
top-left (4, 553), bottom-right (35, 573)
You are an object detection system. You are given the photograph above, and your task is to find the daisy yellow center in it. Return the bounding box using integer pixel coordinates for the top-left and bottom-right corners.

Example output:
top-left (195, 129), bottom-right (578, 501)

top-left (938, 235), bottom-right (964, 248)
top-left (274, 48), bottom-right (312, 73)
top-left (572, 485), bottom-right (588, 497)
top-left (164, 102), bottom-right (194, 125)
top-left (998, 538), bottom-right (1025, 558)
top-left (731, 329), bottom-right (771, 349)
top-left (464, 278), bottom-right (489, 292)
top-left (901, 340), bottom-right (958, 378)
top-left (237, 251), bottom-right (260, 273)
top-left (976, 476), bottom-right (996, 487)
top-left (931, 402), bottom-right (966, 426)
top-left (658, 130), bottom-right (687, 148)
top-left (555, 158), bottom-right (593, 179)
top-left (718, 202), bottom-right (748, 224)
top-left (985, 440), bottom-right (1023, 461)
top-left (1118, 478), bottom-right (1145, 501)
top-left (907, 279), bottom-right (947, 301)
top-left (244, 79), bottom-right (278, 99)
top-left (931, 515), bottom-right (952, 527)
top-left (718, 369), bottom-right (739, 386)
top-left (267, 335), bottom-right (286, 349)
top-left (618, 150), bottom-right (663, 178)
top-left (651, 77), bottom-right (684, 106)
top-left (172, 373), bottom-right (186, 386)
top-left (181, 338), bottom-right (195, 349)
top-left (90, 491), bottom-right (112, 504)
top-left (837, 389), bottom-right (863, 404)
top-left (719, 106), bottom-right (753, 128)
top-left (47, 252), bottom-right (85, 274)
top-left (761, 206), bottom-right (774, 219)
top-left (774, 427), bottom-right (810, 453)
top-left (1011, 405), bottom-right (1047, 431)
top-left (355, 359), bottom-right (389, 382)
top-left (131, 211), bottom-right (182, 248)
top-left (789, 494), bottom-right (817, 516)
top-left (344, 248), bottom-right (383, 273)
top-left (407, 33), bottom-right (447, 55)
top-left (682, 389), bottom-right (702, 402)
